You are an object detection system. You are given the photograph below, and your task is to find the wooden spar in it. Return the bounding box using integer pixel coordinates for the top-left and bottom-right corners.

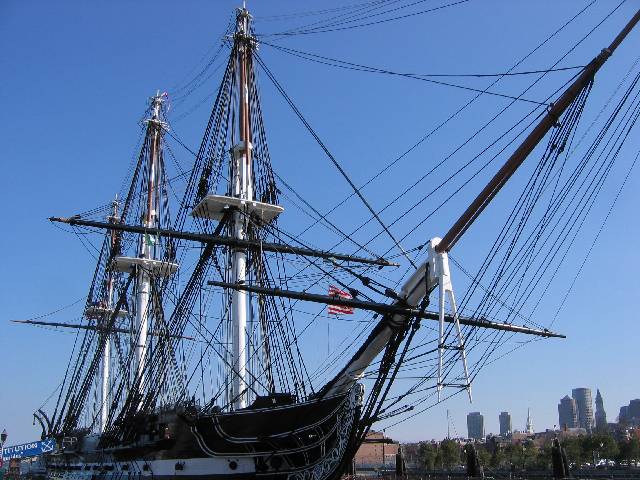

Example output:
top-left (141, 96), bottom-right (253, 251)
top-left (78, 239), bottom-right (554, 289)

top-left (207, 280), bottom-right (565, 338)
top-left (436, 8), bottom-right (640, 254)
top-left (11, 319), bottom-right (196, 340)
top-left (49, 216), bottom-right (398, 267)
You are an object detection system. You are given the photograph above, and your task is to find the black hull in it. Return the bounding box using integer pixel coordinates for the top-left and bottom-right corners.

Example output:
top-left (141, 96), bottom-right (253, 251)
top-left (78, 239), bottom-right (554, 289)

top-left (46, 387), bottom-right (362, 480)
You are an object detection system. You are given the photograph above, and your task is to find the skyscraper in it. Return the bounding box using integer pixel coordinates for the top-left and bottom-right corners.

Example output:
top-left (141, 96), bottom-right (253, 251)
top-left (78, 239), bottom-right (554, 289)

top-left (558, 395), bottom-right (578, 429)
top-left (467, 412), bottom-right (484, 440)
top-left (572, 388), bottom-right (594, 432)
top-left (595, 389), bottom-right (607, 431)
top-left (629, 399), bottom-right (640, 422)
top-left (619, 406), bottom-right (629, 424)
top-left (499, 412), bottom-right (512, 436)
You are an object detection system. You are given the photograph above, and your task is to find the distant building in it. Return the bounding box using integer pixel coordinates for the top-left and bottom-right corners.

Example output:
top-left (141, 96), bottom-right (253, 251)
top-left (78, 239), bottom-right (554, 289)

top-left (619, 399), bottom-right (640, 426)
top-left (558, 395), bottom-right (579, 430)
top-left (499, 412), bottom-right (512, 436)
top-left (354, 431), bottom-right (399, 468)
top-left (595, 389), bottom-right (607, 431)
top-left (629, 399), bottom-right (640, 422)
top-left (525, 408), bottom-right (534, 434)
top-left (572, 388), bottom-right (594, 432)
top-left (467, 412), bottom-right (484, 440)
top-left (619, 406), bottom-right (630, 424)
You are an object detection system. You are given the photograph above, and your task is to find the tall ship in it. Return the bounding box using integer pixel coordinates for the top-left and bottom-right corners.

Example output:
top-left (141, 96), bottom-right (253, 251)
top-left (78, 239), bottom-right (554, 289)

top-left (15, 4), bottom-right (640, 480)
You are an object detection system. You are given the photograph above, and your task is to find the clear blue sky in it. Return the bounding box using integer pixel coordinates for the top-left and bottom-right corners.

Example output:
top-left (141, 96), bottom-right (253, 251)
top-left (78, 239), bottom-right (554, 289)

top-left (1, 0), bottom-right (639, 446)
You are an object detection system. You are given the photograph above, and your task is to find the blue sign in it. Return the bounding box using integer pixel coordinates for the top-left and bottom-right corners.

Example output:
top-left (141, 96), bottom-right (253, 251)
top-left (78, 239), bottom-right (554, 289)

top-left (2, 439), bottom-right (56, 460)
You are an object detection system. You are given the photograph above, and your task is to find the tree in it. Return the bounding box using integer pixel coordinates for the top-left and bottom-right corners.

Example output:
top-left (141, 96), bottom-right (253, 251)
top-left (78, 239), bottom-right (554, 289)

top-left (532, 442), bottom-right (552, 470)
top-left (440, 439), bottom-right (461, 469)
top-left (419, 442), bottom-right (438, 471)
top-left (562, 437), bottom-right (584, 465)
top-left (503, 443), bottom-right (523, 470)
top-left (490, 445), bottom-right (506, 469)
top-left (521, 441), bottom-right (539, 470)
top-left (619, 438), bottom-right (640, 466)
top-left (584, 433), bottom-right (619, 462)
top-left (478, 447), bottom-right (491, 469)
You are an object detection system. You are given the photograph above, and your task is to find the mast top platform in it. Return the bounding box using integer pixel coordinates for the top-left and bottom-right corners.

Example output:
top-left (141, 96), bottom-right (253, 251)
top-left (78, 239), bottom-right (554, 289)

top-left (191, 194), bottom-right (283, 223)
top-left (112, 256), bottom-right (179, 276)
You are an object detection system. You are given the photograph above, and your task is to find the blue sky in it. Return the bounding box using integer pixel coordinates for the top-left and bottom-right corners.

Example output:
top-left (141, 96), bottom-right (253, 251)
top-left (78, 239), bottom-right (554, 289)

top-left (1, 0), bottom-right (639, 445)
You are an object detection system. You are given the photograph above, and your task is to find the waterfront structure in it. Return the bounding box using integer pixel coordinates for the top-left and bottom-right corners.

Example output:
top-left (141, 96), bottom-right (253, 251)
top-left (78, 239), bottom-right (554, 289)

top-left (558, 395), bottom-right (579, 429)
top-left (595, 389), bottom-right (607, 431)
top-left (467, 412), bottom-right (484, 440)
top-left (353, 431), bottom-right (399, 469)
top-left (499, 412), bottom-right (512, 436)
top-left (572, 387), bottom-right (594, 432)
top-left (525, 408), bottom-right (534, 434)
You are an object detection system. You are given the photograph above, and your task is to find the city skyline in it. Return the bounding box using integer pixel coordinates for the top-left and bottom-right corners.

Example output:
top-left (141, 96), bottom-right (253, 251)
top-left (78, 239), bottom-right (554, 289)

top-left (454, 389), bottom-right (639, 442)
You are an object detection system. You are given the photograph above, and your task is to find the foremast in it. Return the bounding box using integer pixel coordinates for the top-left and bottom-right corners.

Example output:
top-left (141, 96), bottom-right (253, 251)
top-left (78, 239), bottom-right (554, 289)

top-left (101, 198), bottom-right (119, 431)
top-left (83, 197), bottom-right (122, 433)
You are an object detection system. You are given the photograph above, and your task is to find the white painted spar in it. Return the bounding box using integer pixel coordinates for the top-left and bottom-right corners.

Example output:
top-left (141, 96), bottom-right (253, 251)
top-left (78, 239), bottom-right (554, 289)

top-left (100, 275), bottom-right (113, 433)
top-left (322, 252), bottom-right (433, 397)
top-left (230, 141), bottom-right (251, 410)
top-left (428, 237), bottom-right (472, 402)
top-left (323, 237), bottom-right (472, 400)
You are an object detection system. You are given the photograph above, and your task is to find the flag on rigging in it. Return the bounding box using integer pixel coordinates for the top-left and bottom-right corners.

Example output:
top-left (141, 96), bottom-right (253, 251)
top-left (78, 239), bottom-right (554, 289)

top-left (327, 285), bottom-right (354, 315)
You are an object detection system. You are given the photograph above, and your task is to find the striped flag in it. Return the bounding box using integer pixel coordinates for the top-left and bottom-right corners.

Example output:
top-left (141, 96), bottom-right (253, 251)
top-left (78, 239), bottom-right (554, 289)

top-left (328, 285), bottom-right (354, 315)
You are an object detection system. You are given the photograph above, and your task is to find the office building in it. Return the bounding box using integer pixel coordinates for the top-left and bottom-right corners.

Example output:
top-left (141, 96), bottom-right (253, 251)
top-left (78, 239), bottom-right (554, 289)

top-left (619, 399), bottom-right (640, 426)
top-left (558, 395), bottom-right (578, 429)
top-left (619, 406), bottom-right (629, 424)
top-left (467, 412), bottom-right (484, 440)
top-left (629, 399), bottom-right (640, 421)
top-left (572, 388), bottom-right (594, 432)
top-left (499, 412), bottom-right (512, 436)
top-left (595, 389), bottom-right (607, 431)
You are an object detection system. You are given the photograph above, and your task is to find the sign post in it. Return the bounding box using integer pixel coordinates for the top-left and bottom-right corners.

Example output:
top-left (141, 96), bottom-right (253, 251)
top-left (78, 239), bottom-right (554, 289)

top-left (0, 430), bottom-right (7, 468)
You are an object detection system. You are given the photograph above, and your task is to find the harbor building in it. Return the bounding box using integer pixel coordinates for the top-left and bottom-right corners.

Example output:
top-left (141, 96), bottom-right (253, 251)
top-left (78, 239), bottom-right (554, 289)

top-left (499, 411), bottom-right (512, 436)
top-left (354, 431), bottom-right (399, 469)
top-left (595, 389), bottom-right (607, 431)
top-left (572, 387), bottom-right (594, 432)
top-left (467, 412), bottom-right (484, 440)
top-left (558, 395), bottom-right (579, 429)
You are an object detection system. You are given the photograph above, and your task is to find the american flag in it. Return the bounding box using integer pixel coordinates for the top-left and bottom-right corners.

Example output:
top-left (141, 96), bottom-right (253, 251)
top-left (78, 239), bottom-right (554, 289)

top-left (327, 285), bottom-right (354, 315)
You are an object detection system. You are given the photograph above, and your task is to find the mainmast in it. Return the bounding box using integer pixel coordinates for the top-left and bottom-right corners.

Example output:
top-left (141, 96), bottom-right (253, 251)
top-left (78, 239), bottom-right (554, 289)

top-left (189, 7), bottom-right (284, 410)
top-left (231, 8), bottom-right (253, 410)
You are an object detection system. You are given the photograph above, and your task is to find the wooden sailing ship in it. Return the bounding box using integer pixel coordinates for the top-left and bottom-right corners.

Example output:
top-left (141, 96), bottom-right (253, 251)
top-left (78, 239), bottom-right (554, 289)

top-left (15, 4), bottom-right (640, 480)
